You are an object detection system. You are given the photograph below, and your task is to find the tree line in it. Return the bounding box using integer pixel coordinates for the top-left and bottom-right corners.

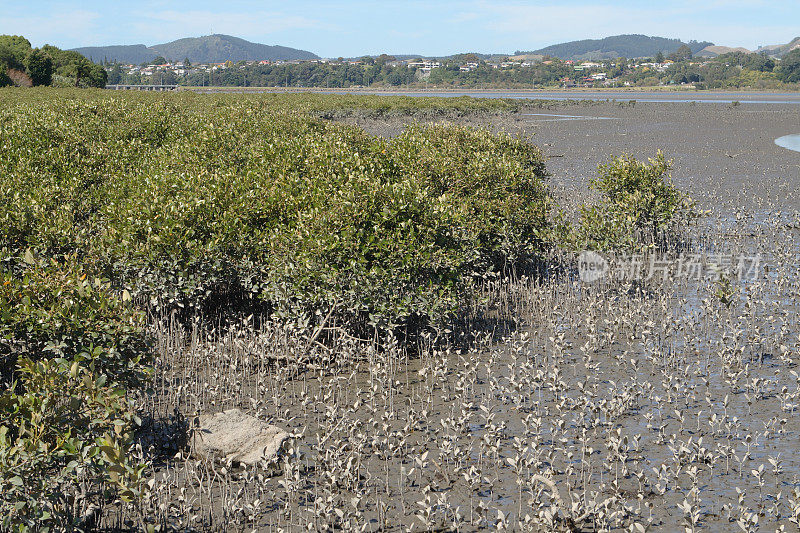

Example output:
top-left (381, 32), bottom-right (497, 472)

top-left (0, 35), bottom-right (107, 88)
top-left (107, 48), bottom-right (800, 90)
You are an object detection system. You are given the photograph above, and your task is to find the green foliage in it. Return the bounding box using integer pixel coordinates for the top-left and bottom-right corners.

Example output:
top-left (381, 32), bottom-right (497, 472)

top-left (576, 152), bottom-right (697, 251)
top-left (24, 49), bottom-right (52, 87)
top-left (252, 123), bottom-right (552, 325)
top-left (0, 35), bottom-right (104, 88)
top-left (391, 124), bottom-right (551, 261)
top-left (779, 48), bottom-right (800, 83)
top-left (0, 93), bottom-right (550, 330)
top-left (71, 59), bottom-right (107, 88)
top-left (0, 264), bottom-right (152, 387)
top-left (0, 35), bottom-right (31, 71)
top-left (714, 51), bottom-right (775, 72)
top-left (714, 275), bottom-right (736, 308)
top-left (0, 359), bottom-right (144, 531)
top-left (667, 44), bottom-right (693, 62)
top-left (518, 35), bottom-right (711, 60)
top-left (0, 263), bottom-right (151, 531)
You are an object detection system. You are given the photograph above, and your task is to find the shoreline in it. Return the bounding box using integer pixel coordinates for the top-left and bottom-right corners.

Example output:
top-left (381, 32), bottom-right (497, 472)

top-left (173, 86), bottom-right (800, 103)
top-left (175, 86), bottom-right (799, 95)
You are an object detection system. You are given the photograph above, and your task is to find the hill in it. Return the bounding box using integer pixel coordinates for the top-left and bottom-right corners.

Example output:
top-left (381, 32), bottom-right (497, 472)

top-left (756, 37), bottom-right (800, 58)
top-left (73, 34), bottom-right (319, 64)
top-left (518, 34), bottom-right (713, 60)
top-left (695, 45), bottom-right (752, 58)
top-left (74, 44), bottom-right (157, 64)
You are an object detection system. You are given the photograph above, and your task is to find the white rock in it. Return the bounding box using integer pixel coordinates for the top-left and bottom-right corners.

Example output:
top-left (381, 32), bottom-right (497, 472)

top-left (192, 408), bottom-right (289, 467)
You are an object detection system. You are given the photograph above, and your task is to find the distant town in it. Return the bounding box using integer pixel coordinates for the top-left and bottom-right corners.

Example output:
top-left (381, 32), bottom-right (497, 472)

top-left (105, 49), bottom-right (794, 90)
top-left (2, 32), bottom-right (798, 90)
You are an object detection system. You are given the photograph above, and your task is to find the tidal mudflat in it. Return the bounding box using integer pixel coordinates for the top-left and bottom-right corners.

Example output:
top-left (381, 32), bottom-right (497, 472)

top-left (3, 92), bottom-right (799, 532)
top-left (109, 100), bottom-right (800, 531)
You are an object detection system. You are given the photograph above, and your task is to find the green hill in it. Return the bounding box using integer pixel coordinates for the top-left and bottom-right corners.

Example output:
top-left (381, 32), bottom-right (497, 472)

top-left (73, 34), bottom-right (319, 64)
top-left (518, 34), bottom-right (713, 60)
top-left (74, 44), bottom-right (156, 64)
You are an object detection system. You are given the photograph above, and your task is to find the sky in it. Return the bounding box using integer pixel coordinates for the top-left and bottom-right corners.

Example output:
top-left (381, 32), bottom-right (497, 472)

top-left (1, 0), bottom-right (798, 57)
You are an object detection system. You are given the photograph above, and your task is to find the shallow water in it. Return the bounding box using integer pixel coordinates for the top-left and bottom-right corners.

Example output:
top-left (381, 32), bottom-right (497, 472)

top-left (522, 112), bottom-right (616, 121)
top-left (194, 88), bottom-right (800, 105)
top-left (775, 134), bottom-right (800, 153)
top-left (384, 91), bottom-right (800, 105)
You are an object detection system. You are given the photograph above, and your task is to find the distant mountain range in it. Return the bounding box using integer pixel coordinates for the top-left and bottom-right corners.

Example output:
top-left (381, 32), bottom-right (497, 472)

top-left (694, 37), bottom-right (800, 58)
top-left (517, 35), bottom-right (713, 60)
top-left (71, 33), bottom-right (800, 66)
top-left (694, 45), bottom-right (753, 58)
top-left (72, 34), bottom-right (318, 64)
top-left (756, 37), bottom-right (800, 58)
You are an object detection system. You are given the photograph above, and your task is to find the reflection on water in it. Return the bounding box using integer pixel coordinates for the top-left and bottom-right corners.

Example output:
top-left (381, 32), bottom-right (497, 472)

top-left (775, 134), bottom-right (800, 153)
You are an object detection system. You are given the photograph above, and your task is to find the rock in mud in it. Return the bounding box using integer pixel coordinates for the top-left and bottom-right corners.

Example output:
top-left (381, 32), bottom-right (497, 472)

top-left (192, 409), bottom-right (289, 467)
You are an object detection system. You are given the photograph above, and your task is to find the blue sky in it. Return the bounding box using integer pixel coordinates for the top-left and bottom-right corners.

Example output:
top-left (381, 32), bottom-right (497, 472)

top-left (1, 1), bottom-right (797, 57)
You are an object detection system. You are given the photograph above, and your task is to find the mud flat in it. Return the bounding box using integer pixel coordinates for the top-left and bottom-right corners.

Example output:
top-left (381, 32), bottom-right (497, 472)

top-left (348, 100), bottom-right (800, 214)
top-left (184, 86), bottom-right (800, 104)
top-left (119, 99), bottom-right (800, 532)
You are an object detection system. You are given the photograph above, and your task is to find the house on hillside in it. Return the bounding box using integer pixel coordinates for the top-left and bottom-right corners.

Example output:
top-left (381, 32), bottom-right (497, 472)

top-left (407, 60), bottom-right (441, 72)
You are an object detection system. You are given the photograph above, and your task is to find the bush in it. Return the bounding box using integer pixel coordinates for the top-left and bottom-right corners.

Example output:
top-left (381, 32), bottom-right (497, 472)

top-left (391, 124), bottom-right (551, 265)
top-left (262, 124), bottom-right (552, 328)
top-left (779, 48), bottom-right (800, 84)
top-left (24, 49), bottom-right (52, 87)
top-left (0, 92), bottom-right (557, 527)
top-left (0, 97), bottom-right (552, 331)
top-left (0, 359), bottom-right (145, 531)
top-left (0, 262), bottom-right (152, 387)
top-left (0, 262), bottom-right (151, 531)
top-left (576, 152), bottom-right (697, 251)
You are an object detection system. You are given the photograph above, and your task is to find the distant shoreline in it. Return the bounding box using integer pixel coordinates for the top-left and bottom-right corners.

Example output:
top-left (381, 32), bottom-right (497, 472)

top-left (162, 86), bottom-right (800, 104)
top-left (175, 86), bottom-right (797, 95)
